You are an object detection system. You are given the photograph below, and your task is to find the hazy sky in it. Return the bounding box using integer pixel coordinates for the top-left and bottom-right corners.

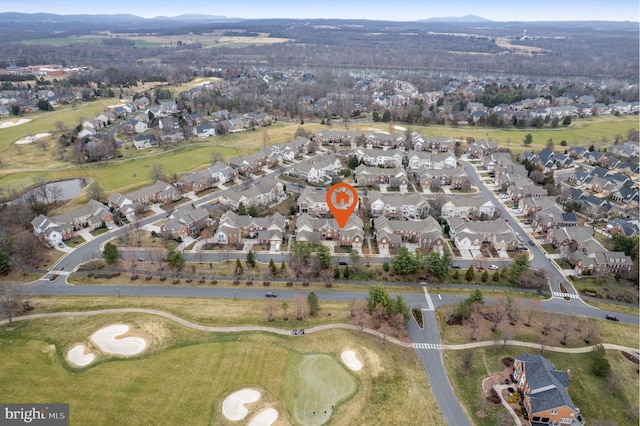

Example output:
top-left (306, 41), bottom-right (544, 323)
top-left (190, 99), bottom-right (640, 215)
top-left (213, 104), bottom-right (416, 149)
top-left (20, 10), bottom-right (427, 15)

top-left (3, 0), bottom-right (638, 21)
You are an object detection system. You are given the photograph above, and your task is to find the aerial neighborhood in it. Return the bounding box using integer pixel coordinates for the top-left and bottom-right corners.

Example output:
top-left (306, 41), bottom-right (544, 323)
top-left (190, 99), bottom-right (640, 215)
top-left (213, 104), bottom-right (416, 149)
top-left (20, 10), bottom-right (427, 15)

top-left (0, 13), bottom-right (638, 426)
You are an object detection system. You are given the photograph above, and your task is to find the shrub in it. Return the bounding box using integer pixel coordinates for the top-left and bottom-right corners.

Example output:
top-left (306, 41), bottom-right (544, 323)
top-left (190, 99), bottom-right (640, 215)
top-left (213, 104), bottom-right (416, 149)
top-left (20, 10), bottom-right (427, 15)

top-left (382, 262), bottom-right (389, 272)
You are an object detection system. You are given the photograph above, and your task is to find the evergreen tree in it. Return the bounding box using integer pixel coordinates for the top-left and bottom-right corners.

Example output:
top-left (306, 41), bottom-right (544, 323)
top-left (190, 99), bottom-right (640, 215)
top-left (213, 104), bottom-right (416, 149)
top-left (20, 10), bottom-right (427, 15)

top-left (246, 250), bottom-right (256, 268)
top-left (465, 265), bottom-right (475, 282)
top-left (307, 292), bottom-right (319, 315)
top-left (102, 242), bottom-right (121, 265)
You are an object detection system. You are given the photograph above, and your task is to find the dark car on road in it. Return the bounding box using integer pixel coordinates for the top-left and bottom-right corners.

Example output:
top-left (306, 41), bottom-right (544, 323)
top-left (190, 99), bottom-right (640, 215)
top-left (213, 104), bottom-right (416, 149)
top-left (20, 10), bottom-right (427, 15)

top-left (450, 265), bottom-right (462, 269)
top-left (605, 314), bottom-right (619, 321)
top-left (266, 292), bottom-right (278, 298)
top-left (528, 240), bottom-right (535, 246)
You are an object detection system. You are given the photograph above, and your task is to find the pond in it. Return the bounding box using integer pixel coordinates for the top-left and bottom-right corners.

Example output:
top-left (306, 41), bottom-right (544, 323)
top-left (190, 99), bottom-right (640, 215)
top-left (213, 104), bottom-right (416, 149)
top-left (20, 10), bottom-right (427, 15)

top-left (8, 178), bottom-right (87, 205)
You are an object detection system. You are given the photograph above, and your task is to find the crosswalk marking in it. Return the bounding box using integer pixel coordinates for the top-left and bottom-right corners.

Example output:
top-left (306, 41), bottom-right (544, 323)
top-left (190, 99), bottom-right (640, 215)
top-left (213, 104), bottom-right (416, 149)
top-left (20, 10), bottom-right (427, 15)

top-left (422, 287), bottom-right (435, 311)
top-left (49, 270), bottom-right (71, 276)
top-left (553, 292), bottom-right (578, 299)
top-left (413, 343), bottom-right (443, 350)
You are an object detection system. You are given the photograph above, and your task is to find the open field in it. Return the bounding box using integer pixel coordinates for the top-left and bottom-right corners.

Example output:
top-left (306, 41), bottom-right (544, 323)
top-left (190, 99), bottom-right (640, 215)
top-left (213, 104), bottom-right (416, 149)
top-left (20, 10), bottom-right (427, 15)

top-left (444, 346), bottom-right (639, 426)
top-left (1, 98), bottom-right (636, 197)
top-left (0, 310), bottom-right (444, 425)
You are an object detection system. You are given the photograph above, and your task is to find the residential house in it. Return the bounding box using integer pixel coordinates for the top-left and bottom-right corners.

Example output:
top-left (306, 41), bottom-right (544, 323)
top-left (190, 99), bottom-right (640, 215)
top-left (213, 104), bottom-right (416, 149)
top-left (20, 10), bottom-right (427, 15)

top-left (178, 161), bottom-right (236, 193)
top-left (533, 206), bottom-right (578, 233)
top-left (211, 109), bottom-right (231, 122)
top-left (606, 141), bottom-right (639, 159)
top-left (289, 155), bottom-right (343, 185)
top-left (374, 215), bottom-right (444, 252)
top-left (159, 101), bottom-right (178, 116)
top-left (272, 136), bottom-right (309, 162)
top-left (406, 151), bottom-right (457, 171)
top-left (354, 165), bottom-right (408, 190)
top-left (422, 135), bottom-right (456, 152)
top-left (31, 200), bottom-right (114, 246)
top-left (440, 195), bottom-right (496, 220)
top-left (297, 189), bottom-right (330, 217)
top-left (183, 113), bottom-right (204, 127)
top-left (364, 131), bottom-right (405, 149)
top-left (109, 180), bottom-right (181, 214)
top-left (314, 130), bottom-right (359, 146)
top-left (159, 117), bottom-right (179, 130)
top-left (466, 139), bottom-right (498, 157)
top-left (447, 217), bottom-right (518, 251)
top-left (295, 213), bottom-right (364, 250)
top-left (228, 150), bottom-right (270, 176)
top-left (417, 167), bottom-right (471, 190)
top-left (122, 118), bottom-right (148, 134)
top-left (518, 196), bottom-right (559, 216)
top-left (220, 178), bottom-right (283, 209)
top-left (606, 218), bottom-right (639, 237)
top-left (160, 129), bottom-right (185, 144)
top-left (514, 354), bottom-right (584, 426)
top-left (133, 134), bottom-right (158, 150)
top-left (354, 148), bottom-right (404, 167)
top-left (193, 123), bottom-right (215, 138)
top-left (367, 191), bottom-right (429, 220)
top-left (508, 185), bottom-right (548, 203)
top-left (214, 211), bottom-right (285, 247)
top-left (161, 204), bottom-right (210, 239)
top-left (222, 118), bottom-right (246, 133)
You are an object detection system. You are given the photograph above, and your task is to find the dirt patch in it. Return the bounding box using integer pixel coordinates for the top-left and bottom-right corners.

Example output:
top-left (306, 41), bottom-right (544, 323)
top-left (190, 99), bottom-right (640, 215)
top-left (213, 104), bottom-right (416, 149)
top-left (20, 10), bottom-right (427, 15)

top-left (501, 356), bottom-right (514, 368)
top-left (476, 410), bottom-right (486, 419)
top-left (622, 351), bottom-right (640, 364)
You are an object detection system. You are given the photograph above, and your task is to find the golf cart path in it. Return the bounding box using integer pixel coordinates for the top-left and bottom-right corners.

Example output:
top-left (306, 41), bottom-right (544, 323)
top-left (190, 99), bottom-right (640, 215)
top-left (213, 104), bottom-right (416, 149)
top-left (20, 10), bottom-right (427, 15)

top-left (2, 308), bottom-right (637, 354)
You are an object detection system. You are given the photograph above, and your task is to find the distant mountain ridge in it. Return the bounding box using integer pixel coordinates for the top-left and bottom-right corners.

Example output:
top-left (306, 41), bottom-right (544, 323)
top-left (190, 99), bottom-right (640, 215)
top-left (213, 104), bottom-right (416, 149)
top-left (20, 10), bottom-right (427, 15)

top-left (420, 15), bottom-right (492, 23)
top-left (0, 12), bottom-right (239, 23)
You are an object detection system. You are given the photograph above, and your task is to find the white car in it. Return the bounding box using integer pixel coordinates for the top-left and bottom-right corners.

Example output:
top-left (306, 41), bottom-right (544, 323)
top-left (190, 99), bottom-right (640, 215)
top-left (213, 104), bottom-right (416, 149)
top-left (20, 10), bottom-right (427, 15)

top-left (488, 265), bottom-right (499, 270)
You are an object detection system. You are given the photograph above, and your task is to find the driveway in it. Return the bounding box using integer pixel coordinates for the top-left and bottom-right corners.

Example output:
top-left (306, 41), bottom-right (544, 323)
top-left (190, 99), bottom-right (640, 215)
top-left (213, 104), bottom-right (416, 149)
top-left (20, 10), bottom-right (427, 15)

top-left (76, 229), bottom-right (95, 242)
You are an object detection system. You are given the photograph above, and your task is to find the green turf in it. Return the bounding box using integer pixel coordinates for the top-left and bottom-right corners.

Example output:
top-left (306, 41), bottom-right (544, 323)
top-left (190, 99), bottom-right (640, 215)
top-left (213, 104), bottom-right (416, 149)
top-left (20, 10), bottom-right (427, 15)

top-left (444, 346), bottom-right (639, 426)
top-left (287, 354), bottom-right (357, 424)
top-left (0, 312), bottom-right (444, 425)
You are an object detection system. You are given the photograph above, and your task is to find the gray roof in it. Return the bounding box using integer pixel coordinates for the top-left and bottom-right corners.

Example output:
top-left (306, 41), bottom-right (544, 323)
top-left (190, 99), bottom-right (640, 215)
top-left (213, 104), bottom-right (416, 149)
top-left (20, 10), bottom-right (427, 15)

top-left (516, 353), bottom-right (576, 414)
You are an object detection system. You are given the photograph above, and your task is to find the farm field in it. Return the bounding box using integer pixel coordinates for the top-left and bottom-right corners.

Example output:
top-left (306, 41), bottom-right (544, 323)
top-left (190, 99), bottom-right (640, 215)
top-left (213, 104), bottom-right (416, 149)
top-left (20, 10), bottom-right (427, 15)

top-left (0, 309), bottom-right (444, 425)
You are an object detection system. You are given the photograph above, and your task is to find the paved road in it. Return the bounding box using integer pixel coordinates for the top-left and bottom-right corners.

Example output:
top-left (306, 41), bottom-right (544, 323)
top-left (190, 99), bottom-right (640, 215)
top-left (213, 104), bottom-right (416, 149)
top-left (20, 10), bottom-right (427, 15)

top-left (459, 158), bottom-right (578, 298)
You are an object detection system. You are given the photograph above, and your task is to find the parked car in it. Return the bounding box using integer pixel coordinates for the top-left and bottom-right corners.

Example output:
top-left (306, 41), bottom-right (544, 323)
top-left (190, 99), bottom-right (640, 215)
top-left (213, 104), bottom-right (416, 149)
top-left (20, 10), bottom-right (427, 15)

top-left (605, 314), bottom-right (619, 321)
top-left (338, 261), bottom-right (349, 265)
top-left (58, 243), bottom-right (65, 248)
top-left (450, 265), bottom-right (462, 269)
top-left (266, 292), bottom-right (278, 298)
top-left (528, 240), bottom-right (535, 246)
top-left (488, 265), bottom-right (499, 270)
top-left (137, 257), bottom-right (145, 262)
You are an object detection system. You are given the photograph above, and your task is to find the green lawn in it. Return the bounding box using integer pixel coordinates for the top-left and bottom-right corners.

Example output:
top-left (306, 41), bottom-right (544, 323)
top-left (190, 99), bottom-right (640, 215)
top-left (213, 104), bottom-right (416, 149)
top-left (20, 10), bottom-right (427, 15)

top-left (0, 311), bottom-right (444, 425)
top-left (444, 346), bottom-right (639, 426)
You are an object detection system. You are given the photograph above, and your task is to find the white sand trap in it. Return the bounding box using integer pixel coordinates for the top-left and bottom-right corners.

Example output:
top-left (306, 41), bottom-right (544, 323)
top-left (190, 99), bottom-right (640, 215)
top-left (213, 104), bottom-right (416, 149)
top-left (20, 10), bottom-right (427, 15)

top-left (222, 389), bottom-right (262, 421)
top-left (0, 118), bottom-right (31, 128)
top-left (248, 408), bottom-right (278, 426)
top-left (341, 350), bottom-right (363, 371)
top-left (15, 133), bottom-right (52, 144)
top-left (90, 324), bottom-right (147, 355)
top-left (393, 125), bottom-right (407, 131)
top-left (67, 344), bottom-right (95, 367)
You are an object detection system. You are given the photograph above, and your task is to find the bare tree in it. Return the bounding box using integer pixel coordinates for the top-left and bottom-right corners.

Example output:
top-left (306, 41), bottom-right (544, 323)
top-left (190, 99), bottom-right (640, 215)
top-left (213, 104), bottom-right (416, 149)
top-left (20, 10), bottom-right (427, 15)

top-left (540, 312), bottom-right (554, 336)
top-left (522, 299), bottom-right (541, 326)
top-left (87, 182), bottom-right (105, 203)
top-left (149, 162), bottom-right (166, 181)
top-left (291, 294), bottom-right (306, 320)
top-left (353, 300), bottom-right (368, 330)
top-left (461, 350), bottom-right (474, 374)
top-left (37, 138), bottom-right (49, 151)
top-left (262, 299), bottom-right (277, 322)
top-left (490, 295), bottom-right (507, 332)
top-left (583, 321), bottom-right (599, 344)
top-left (49, 184), bottom-right (63, 205)
top-left (12, 232), bottom-right (43, 268)
top-left (467, 302), bottom-right (483, 341)
top-left (0, 282), bottom-right (30, 324)
top-left (559, 319), bottom-right (573, 345)
top-left (372, 304), bottom-right (387, 329)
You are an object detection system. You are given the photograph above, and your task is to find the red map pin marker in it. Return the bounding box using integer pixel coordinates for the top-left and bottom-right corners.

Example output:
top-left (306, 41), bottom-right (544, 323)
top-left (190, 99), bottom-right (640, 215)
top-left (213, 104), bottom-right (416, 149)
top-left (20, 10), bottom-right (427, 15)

top-left (326, 182), bottom-right (358, 228)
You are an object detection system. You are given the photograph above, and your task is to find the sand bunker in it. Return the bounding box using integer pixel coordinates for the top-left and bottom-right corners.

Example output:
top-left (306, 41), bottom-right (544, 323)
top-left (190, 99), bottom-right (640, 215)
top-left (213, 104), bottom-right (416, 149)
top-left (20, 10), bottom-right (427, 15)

top-left (0, 118), bottom-right (31, 128)
top-left (67, 344), bottom-right (95, 367)
top-left (222, 389), bottom-right (262, 421)
top-left (341, 350), bottom-right (363, 371)
top-left (248, 408), bottom-right (278, 426)
top-left (15, 133), bottom-right (52, 144)
top-left (90, 324), bottom-right (147, 355)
